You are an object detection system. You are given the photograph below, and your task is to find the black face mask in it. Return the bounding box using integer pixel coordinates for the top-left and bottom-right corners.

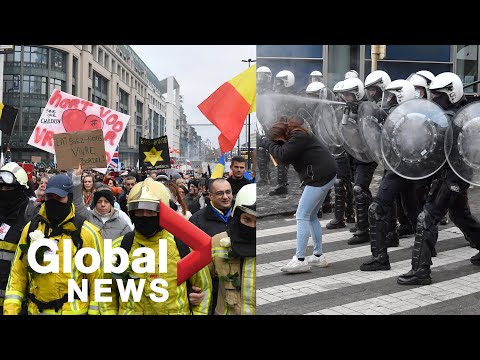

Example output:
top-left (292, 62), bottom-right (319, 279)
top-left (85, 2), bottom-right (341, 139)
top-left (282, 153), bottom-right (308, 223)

top-left (45, 199), bottom-right (71, 226)
top-left (0, 188), bottom-right (22, 209)
top-left (134, 215), bottom-right (161, 238)
top-left (238, 222), bottom-right (256, 243)
top-left (432, 92), bottom-right (450, 109)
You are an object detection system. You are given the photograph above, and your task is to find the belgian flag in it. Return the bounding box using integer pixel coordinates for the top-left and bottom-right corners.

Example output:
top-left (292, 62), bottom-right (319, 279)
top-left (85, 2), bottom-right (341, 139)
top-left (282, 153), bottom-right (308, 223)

top-left (0, 103), bottom-right (19, 136)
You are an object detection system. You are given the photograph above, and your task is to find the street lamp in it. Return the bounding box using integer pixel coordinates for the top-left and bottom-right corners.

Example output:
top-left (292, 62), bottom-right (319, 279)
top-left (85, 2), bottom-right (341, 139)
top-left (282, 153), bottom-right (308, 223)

top-left (241, 58), bottom-right (255, 170)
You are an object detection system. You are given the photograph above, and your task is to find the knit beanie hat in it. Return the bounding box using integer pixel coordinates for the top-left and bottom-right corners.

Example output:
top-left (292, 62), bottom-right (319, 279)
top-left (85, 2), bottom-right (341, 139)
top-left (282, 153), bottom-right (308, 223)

top-left (91, 188), bottom-right (115, 209)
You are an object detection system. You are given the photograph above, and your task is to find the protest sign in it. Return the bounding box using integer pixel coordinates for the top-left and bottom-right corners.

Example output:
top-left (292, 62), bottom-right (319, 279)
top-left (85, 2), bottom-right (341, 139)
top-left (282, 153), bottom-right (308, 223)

top-left (53, 129), bottom-right (107, 170)
top-left (139, 136), bottom-right (171, 170)
top-left (27, 90), bottom-right (129, 172)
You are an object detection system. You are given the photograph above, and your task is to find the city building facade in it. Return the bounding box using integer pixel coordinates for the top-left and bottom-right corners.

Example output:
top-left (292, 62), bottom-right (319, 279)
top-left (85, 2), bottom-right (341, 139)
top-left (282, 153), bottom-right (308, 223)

top-left (257, 45), bottom-right (479, 100)
top-left (1, 45), bottom-right (207, 168)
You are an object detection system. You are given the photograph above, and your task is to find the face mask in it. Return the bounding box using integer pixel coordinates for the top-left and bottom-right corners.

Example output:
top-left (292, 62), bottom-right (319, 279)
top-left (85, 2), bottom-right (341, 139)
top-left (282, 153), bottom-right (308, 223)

top-left (0, 188), bottom-right (22, 208)
top-left (134, 215), bottom-right (161, 238)
top-left (45, 199), bottom-right (71, 226)
top-left (238, 222), bottom-right (256, 243)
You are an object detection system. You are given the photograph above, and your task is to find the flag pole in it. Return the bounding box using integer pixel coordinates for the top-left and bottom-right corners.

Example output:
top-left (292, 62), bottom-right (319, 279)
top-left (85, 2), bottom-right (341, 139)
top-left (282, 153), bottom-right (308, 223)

top-left (241, 58), bottom-right (256, 170)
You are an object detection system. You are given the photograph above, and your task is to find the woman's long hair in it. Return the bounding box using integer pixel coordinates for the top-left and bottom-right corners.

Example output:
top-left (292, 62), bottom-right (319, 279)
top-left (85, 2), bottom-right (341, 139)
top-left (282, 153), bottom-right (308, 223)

top-left (268, 117), bottom-right (310, 141)
top-left (164, 181), bottom-right (188, 216)
top-left (82, 174), bottom-right (95, 205)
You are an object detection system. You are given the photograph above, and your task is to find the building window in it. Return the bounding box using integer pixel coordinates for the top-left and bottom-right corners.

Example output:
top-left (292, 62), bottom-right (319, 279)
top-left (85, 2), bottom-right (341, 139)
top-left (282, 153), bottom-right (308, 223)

top-left (119, 89), bottom-right (129, 143)
top-left (92, 71), bottom-right (109, 106)
top-left (50, 49), bottom-right (67, 72)
top-left (22, 106), bottom-right (43, 134)
top-left (5, 47), bottom-right (22, 66)
top-left (48, 78), bottom-right (66, 95)
top-left (135, 100), bottom-right (143, 145)
top-left (22, 46), bottom-right (48, 69)
top-left (23, 75), bottom-right (48, 99)
top-left (72, 56), bottom-right (78, 96)
top-left (456, 45), bottom-right (478, 94)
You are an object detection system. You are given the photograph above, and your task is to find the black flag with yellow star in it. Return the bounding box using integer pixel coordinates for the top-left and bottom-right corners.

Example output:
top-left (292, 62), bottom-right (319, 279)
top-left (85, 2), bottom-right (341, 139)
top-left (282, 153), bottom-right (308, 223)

top-left (139, 136), bottom-right (172, 170)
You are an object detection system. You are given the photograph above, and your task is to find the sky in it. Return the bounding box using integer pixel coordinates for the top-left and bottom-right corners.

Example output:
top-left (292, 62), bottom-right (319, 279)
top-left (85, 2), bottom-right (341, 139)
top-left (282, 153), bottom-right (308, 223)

top-left (129, 45), bottom-right (256, 150)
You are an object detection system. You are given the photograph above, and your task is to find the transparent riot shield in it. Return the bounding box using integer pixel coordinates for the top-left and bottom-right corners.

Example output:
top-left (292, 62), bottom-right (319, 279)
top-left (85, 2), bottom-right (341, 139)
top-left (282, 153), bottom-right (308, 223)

top-left (382, 98), bottom-right (449, 179)
top-left (445, 101), bottom-right (480, 187)
top-left (358, 101), bottom-right (389, 167)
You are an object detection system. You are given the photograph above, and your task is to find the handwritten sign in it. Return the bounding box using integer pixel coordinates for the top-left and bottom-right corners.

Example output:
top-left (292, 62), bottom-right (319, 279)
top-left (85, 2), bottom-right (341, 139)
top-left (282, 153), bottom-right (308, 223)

top-left (27, 90), bottom-right (129, 172)
top-left (53, 129), bottom-right (107, 170)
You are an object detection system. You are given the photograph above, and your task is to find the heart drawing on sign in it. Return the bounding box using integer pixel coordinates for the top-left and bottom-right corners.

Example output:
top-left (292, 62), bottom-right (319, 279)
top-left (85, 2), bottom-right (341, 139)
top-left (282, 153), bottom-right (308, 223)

top-left (62, 109), bottom-right (103, 133)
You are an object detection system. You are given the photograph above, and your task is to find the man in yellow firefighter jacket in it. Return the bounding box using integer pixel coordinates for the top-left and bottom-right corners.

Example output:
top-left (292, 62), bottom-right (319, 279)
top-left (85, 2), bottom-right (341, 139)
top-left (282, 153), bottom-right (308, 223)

top-left (211, 183), bottom-right (256, 315)
top-left (4, 174), bottom-right (116, 315)
top-left (112, 178), bottom-right (212, 315)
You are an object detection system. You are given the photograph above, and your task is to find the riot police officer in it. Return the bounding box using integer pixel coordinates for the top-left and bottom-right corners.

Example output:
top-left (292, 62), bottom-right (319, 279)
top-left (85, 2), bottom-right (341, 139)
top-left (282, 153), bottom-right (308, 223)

top-left (309, 70), bottom-right (323, 83)
top-left (256, 66), bottom-right (273, 187)
top-left (269, 70), bottom-right (297, 196)
top-left (360, 80), bottom-right (421, 271)
top-left (397, 72), bottom-right (480, 285)
top-left (334, 77), bottom-right (377, 244)
top-left (325, 77), bottom-right (357, 229)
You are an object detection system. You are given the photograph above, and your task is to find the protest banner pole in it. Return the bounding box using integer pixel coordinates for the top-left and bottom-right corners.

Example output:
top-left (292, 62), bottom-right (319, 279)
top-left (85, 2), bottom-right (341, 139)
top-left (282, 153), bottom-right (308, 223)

top-left (0, 52), bottom-right (4, 158)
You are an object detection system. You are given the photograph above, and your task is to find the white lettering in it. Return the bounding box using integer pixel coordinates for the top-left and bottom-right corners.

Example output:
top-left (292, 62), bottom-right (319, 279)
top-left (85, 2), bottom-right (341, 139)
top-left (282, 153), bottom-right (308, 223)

top-left (28, 239), bottom-right (59, 274)
top-left (103, 239), bottom-right (129, 274)
top-left (131, 247), bottom-right (156, 273)
top-left (74, 247), bottom-right (101, 274)
top-left (149, 278), bottom-right (169, 302)
top-left (158, 239), bottom-right (167, 273)
top-left (116, 278), bottom-right (145, 302)
top-left (68, 279), bottom-right (89, 302)
top-left (94, 279), bottom-right (113, 302)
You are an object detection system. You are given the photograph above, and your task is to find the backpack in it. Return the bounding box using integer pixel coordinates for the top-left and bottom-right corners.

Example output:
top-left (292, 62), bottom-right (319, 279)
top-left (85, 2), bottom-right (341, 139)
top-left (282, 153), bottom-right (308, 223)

top-left (20, 215), bottom-right (85, 260)
top-left (119, 231), bottom-right (196, 311)
top-left (19, 214), bottom-right (86, 313)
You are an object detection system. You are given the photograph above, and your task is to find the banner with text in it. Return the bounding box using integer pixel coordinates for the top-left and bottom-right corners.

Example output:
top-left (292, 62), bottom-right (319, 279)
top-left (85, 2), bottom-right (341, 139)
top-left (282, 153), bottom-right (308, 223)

top-left (27, 90), bottom-right (129, 172)
top-left (139, 136), bottom-right (171, 170)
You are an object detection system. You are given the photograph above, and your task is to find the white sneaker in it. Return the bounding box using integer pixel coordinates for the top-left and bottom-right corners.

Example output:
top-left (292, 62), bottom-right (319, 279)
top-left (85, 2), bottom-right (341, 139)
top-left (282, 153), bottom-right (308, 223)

top-left (306, 254), bottom-right (329, 268)
top-left (280, 256), bottom-right (311, 274)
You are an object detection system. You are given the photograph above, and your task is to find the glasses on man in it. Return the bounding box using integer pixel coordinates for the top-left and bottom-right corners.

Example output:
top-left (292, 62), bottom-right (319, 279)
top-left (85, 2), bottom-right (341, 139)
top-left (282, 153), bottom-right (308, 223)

top-left (212, 189), bottom-right (232, 197)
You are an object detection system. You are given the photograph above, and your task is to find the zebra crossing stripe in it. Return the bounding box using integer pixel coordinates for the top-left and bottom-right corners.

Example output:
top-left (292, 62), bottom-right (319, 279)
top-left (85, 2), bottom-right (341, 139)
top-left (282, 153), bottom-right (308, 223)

top-left (257, 220), bottom-right (331, 238)
top-left (306, 272), bottom-right (480, 315)
top-left (256, 246), bottom-right (478, 306)
top-left (257, 230), bottom-right (354, 255)
top-left (257, 228), bottom-right (463, 277)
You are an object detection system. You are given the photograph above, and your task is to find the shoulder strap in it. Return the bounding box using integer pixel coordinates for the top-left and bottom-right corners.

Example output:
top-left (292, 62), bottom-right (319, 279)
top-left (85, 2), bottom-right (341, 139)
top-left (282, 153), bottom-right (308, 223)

top-left (69, 217), bottom-right (86, 252)
top-left (174, 237), bottom-right (191, 259)
top-left (120, 230), bottom-right (135, 254)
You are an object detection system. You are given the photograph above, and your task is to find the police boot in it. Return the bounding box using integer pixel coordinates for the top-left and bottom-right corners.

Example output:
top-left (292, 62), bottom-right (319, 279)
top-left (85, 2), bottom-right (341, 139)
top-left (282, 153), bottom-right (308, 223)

top-left (349, 224), bottom-right (358, 233)
top-left (269, 185), bottom-right (288, 196)
top-left (348, 186), bottom-right (370, 245)
top-left (326, 179), bottom-right (347, 229)
top-left (397, 211), bottom-right (435, 285)
top-left (347, 230), bottom-right (370, 245)
top-left (471, 251), bottom-right (480, 266)
top-left (360, 203), bottom-right (390, 271)
top-left (397, 267), bottom-right (432, 285)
